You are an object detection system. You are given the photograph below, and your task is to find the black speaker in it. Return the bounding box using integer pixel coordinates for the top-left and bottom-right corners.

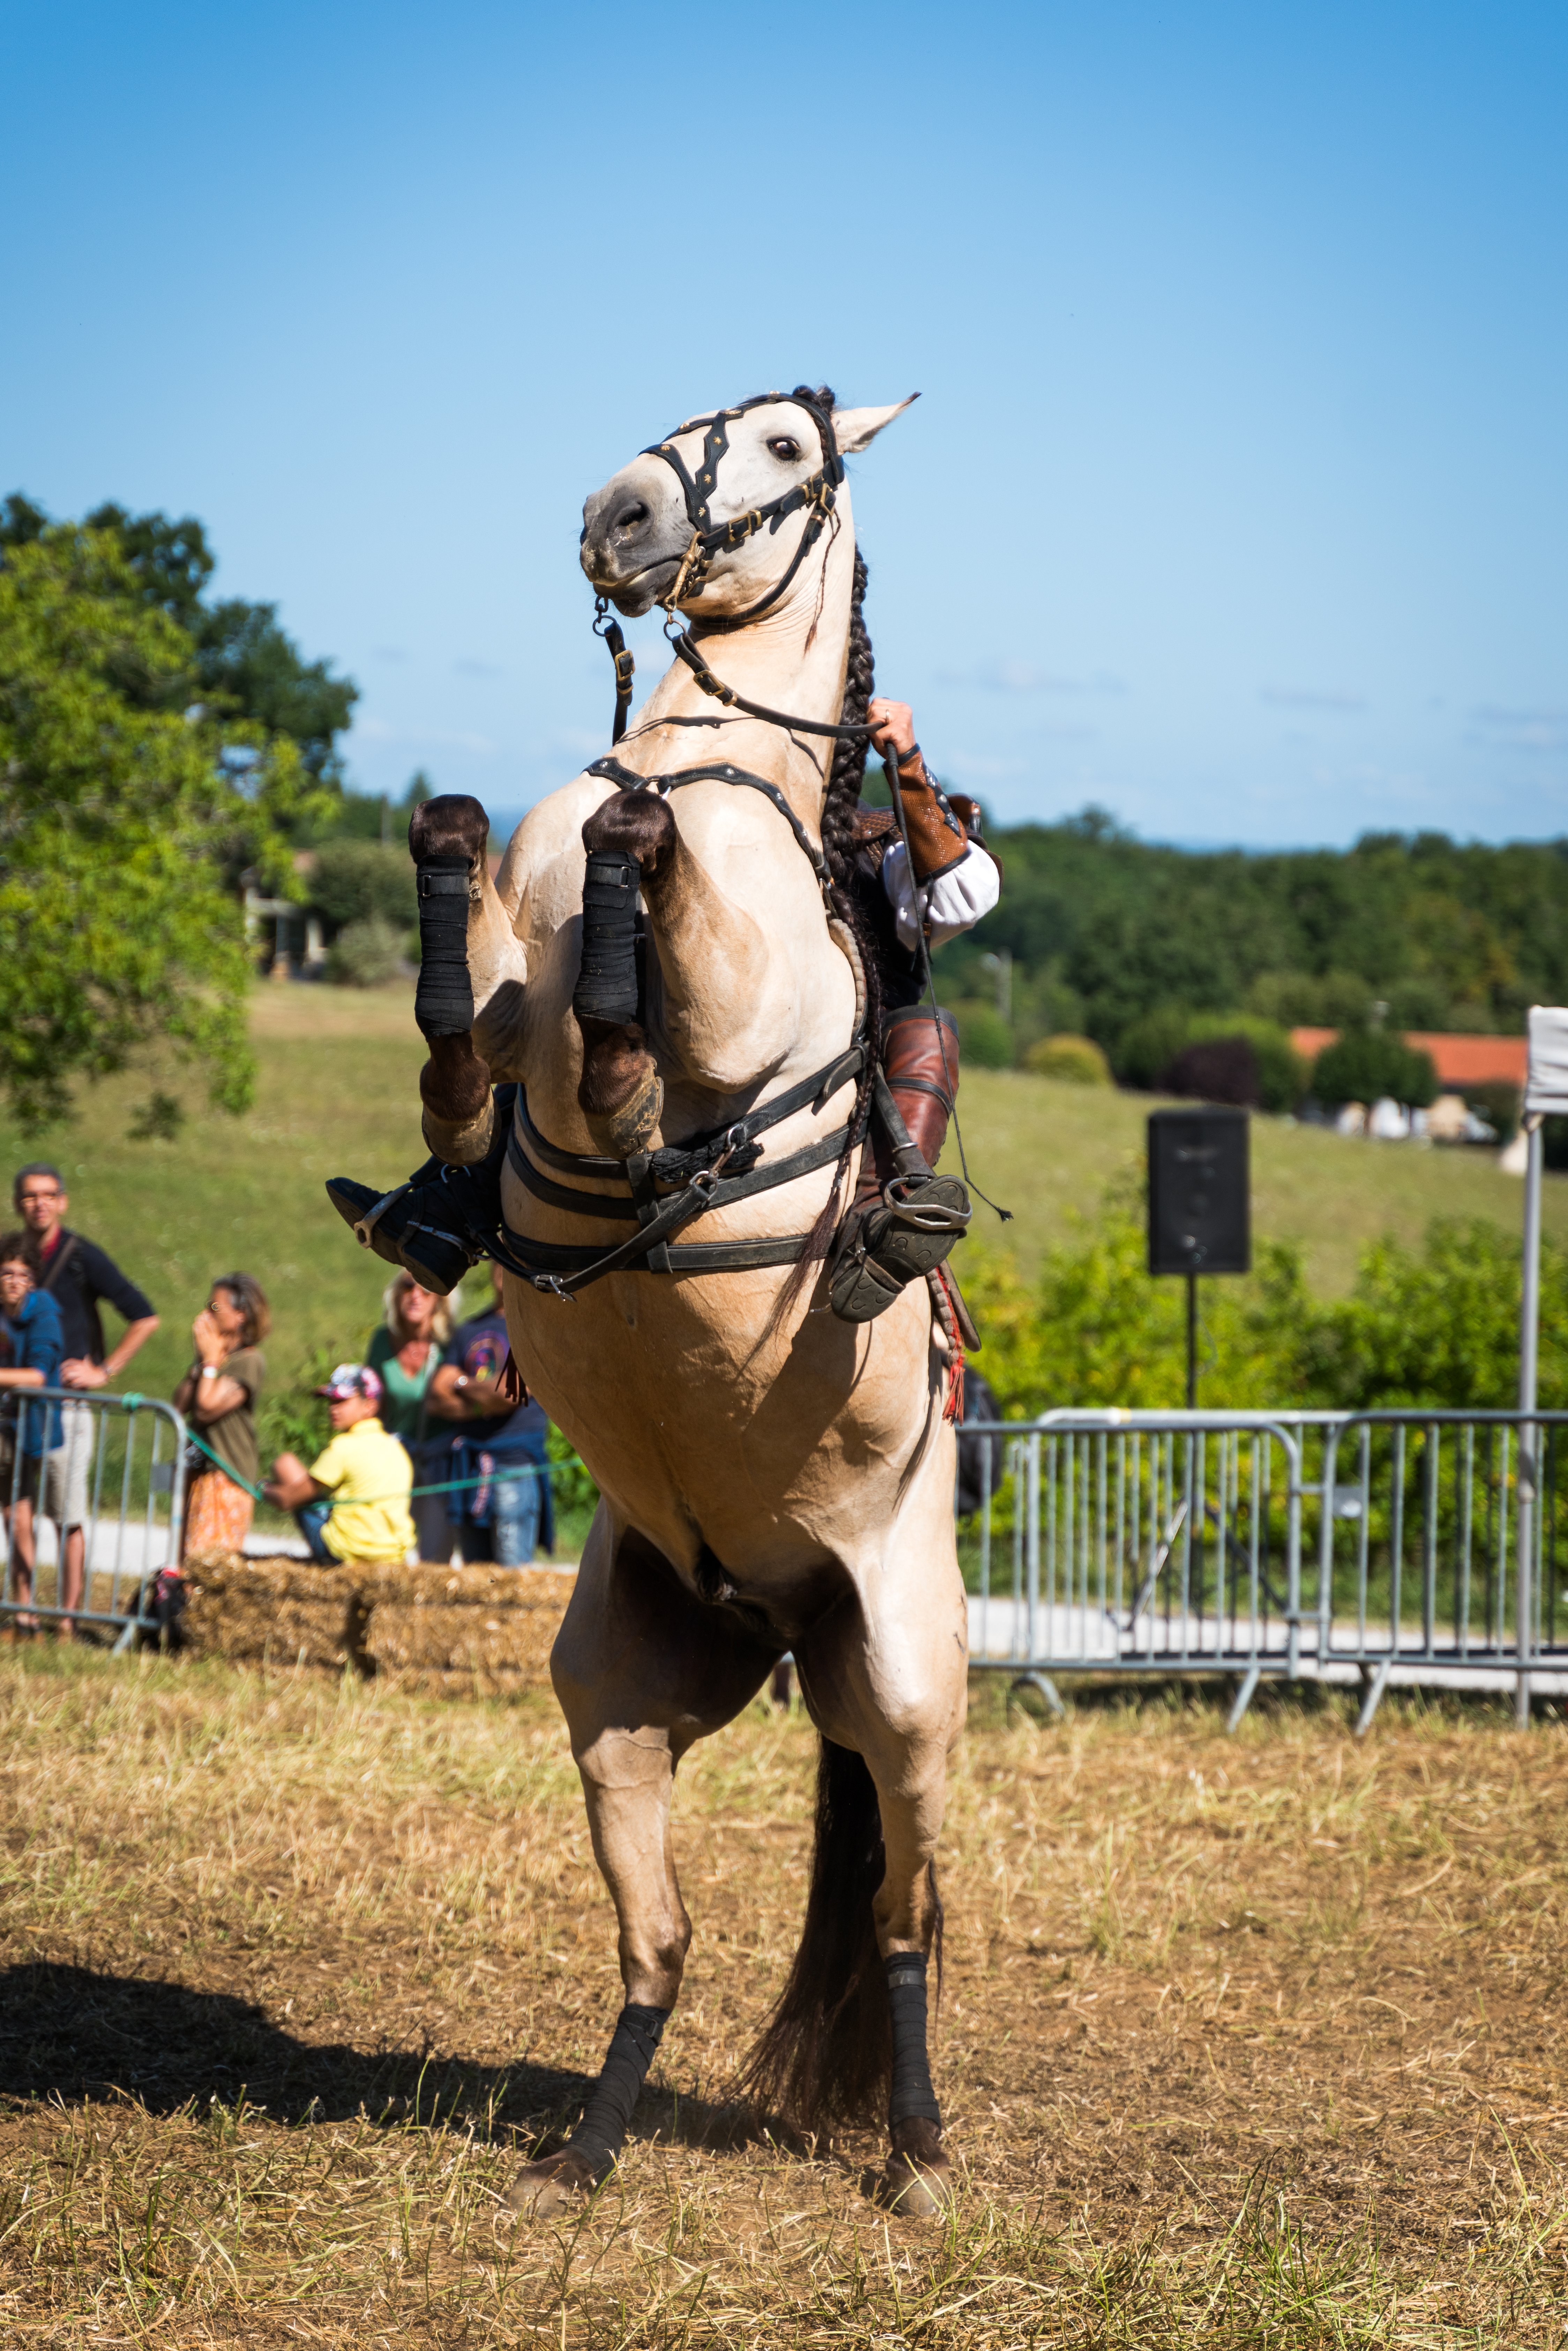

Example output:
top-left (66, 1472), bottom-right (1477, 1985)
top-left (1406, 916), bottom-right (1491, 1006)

top-left (1147, 1107), bottom-right (1250, 1276)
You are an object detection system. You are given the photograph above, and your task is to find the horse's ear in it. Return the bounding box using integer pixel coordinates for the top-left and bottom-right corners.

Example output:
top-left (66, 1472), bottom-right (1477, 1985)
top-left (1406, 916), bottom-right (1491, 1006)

top-left (830, 395), bottom-right (918, 453)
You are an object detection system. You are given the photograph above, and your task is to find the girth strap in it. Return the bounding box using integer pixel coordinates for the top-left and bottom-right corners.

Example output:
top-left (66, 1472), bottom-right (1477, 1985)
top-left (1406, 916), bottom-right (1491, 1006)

top-left (498, 1039), bottom-right (865, 1299)
top-left (488, 1227), bottom-right (809, 1287)
top-left (507, 1115), bottom-right (852, 1223)
top-left (514, 1042), bottom-right (862, 1186)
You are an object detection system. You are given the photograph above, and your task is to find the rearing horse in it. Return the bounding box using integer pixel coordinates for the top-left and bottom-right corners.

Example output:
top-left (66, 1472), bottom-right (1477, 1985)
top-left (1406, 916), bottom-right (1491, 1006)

top-left (357, 387), bottom-right (967, 2217)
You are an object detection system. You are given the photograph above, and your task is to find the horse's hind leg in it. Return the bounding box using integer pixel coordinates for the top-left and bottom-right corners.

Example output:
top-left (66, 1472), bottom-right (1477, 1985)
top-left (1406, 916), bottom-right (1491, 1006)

top-left (791, 1505), bottom-right (969, 2218)
top-left (506, 1516), bottom-right (776, 2217)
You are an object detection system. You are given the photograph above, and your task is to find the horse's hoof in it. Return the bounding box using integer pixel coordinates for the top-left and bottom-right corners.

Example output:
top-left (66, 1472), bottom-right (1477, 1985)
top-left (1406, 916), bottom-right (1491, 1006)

top-left (881, 2119), bottom-right (954, 2219)
top-left (504, 2148), bottom-right (597, 2217)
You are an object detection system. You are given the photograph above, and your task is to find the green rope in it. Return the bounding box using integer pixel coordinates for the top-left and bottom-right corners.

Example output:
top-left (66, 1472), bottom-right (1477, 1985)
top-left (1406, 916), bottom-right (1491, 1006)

top-left (182, 1425), bottom-right (575, 1512)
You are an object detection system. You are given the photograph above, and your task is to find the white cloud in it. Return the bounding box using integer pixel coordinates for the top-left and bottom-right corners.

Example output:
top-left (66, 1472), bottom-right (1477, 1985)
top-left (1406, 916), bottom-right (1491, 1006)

top-left (1469, 706), bottom-right (1568, 751)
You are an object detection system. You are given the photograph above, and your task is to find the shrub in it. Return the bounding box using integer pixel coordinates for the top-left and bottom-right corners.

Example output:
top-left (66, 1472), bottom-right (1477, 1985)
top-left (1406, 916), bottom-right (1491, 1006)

top-left (1187, 1015), bottom-right (1304, 1114)
top-left (951, 1000), bottom-right (1015, 1069)
top-left (259, 1343), bottom-right (338, 1467)
top-left (1313, 1027), bottom-right (1438, 1109)
top-left (956, 1190), bottom-right (1568, 1418)
top-left (308, 840), bottom-right (417, 934)
top-left (1160, 1035), bottom-right (1261, 1108)
top-left (1118, 1010), bottom-right (1304, 1111)
top-left (1302, 1218), bottom-right (1568, 1409)
top-left (327, 915), bottom-right (406, 987)
top-left (960, 1178), bottom-right (1310, 1415)
top-left (1023, 1033), bottom-right (1112, 1085)
top-left (1113, 1007), bottom-right (1193, 1090)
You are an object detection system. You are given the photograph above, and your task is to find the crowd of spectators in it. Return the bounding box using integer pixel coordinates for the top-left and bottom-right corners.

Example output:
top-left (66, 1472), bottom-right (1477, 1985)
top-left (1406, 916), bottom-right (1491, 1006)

top-left (0, 1160), bottom-right (559, 1635)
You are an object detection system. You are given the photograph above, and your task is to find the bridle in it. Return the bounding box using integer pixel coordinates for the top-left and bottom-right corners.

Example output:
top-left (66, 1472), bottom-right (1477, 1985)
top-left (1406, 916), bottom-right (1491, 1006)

top-left (479, 386), bottom-right (1000, 1301)
top-left (593, 389), bottom-right (885, 748)
top-left (645, 389), bottom-right (844, 627)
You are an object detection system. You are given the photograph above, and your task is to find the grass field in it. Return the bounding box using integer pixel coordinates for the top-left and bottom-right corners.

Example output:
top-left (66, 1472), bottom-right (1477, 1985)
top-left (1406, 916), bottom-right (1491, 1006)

top-left (2, 1648), bottom-right (1567, 2345)
top-left (947, 1066), bottom-right (1566, 1295)
top-left (0, 982), bottom-right (1558, 1425)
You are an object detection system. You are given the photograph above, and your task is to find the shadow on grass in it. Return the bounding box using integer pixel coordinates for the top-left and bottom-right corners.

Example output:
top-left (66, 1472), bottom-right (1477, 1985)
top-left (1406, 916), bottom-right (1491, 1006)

top-left (0, 1962), bottom-right (762, 2158)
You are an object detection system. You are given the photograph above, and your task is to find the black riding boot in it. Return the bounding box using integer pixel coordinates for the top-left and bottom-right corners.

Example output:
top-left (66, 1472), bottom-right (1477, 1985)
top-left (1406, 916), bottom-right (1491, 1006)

top-left (325, 1084), bottom-right (516, 1295)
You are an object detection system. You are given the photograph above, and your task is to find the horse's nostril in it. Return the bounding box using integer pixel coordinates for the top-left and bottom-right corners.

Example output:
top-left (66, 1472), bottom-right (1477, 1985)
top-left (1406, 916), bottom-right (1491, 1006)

top-left (614, 500), bottom-right (650, 535)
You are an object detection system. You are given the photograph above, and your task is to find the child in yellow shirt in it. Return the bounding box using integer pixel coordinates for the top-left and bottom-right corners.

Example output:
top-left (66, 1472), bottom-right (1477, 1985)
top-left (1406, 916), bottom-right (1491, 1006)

top-left (264, 1364), bottom-right (416, 1564)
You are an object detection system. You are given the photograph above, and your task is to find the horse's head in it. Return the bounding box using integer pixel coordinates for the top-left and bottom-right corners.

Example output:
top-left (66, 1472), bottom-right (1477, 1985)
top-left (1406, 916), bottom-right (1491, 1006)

top-left (581, 387), bottom-right (914, 619)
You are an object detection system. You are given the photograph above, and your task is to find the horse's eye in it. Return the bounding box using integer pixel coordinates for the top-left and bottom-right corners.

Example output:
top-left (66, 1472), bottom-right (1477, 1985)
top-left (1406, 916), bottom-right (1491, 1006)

top-left (767, 436), bottom-right (801, 461)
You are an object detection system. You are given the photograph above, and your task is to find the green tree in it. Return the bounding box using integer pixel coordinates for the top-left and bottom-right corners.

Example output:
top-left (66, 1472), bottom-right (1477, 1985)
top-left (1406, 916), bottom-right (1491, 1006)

top-left (306, 839), bottom-right (417, 933)
top-left (1312, 1028), bottom-right (1439, 1108)
top-left (1, 494), bottom-right (358, 786)
top-left (0, 526), bottom-right (330, 1129)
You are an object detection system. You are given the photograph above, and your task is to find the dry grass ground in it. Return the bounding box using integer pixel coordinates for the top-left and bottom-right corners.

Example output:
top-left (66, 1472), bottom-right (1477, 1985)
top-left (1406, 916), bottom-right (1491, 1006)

top-left (3, 1647), bottom-right (1568, 2345)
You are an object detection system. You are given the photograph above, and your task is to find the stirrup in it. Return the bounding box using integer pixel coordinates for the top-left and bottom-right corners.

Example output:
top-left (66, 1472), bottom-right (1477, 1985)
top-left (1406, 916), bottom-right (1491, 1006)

top-left (828, 1174), bottom-right (971, 1325)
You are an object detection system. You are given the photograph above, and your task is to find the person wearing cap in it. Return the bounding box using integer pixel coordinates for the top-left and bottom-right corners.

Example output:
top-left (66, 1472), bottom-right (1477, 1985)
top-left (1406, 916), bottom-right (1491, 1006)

top-left (263, 1364), bottom-right (415, 1566)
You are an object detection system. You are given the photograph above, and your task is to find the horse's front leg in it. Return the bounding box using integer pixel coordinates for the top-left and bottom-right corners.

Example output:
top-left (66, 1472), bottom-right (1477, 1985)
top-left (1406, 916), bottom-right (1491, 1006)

top-left (409, 795), bottom-right (528, 1162)
top-left (573, 794), bottom-right (775, 1155)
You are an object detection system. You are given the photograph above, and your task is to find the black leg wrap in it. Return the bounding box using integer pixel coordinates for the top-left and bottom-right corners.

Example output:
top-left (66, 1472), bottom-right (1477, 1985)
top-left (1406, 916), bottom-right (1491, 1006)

top-left (885, 1953), bottom-right (941, 2129)
top-left (566, 2002), bottom-right (669, 2182)
top-left (573, 849), bottom-right (640, 1025)
top-left (416, 856), bottom-right (476, 1039)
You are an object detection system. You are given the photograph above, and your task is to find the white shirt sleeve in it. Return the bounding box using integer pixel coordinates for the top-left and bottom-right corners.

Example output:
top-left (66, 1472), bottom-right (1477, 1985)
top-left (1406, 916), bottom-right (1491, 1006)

top-left (881, 842), bottom-right (1001, 952)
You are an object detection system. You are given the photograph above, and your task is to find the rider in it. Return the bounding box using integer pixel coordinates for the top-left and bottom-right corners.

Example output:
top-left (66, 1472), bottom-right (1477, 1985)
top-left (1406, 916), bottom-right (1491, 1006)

top-left (327, 700), bottom-right (1000, 1313)
top-left (830, 698), bottom-right (999, 1317)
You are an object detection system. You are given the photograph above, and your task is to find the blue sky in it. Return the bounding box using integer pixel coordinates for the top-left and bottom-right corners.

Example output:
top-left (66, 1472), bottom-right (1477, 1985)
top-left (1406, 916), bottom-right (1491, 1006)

top-left (4, 2), bottom-right (1565, 847)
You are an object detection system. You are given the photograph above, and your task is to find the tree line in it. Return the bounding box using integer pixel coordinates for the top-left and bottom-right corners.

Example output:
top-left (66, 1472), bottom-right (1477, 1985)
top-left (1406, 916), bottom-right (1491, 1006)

top-left (935, 806), bottom-right (1568, 1079)
top-left (5, 491), bottom-right (1564, 1137)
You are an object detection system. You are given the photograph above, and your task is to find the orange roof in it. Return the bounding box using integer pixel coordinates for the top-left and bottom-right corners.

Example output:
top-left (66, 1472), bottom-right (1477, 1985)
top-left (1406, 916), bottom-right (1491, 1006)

top-left (1289, 1027), bottom-right (1526, 1088)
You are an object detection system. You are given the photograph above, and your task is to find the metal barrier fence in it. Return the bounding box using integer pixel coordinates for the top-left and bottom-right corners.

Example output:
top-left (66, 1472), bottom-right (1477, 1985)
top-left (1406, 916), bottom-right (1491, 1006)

top-left (0, 1388), bottom-right (187, 1645)
top-left (963, 1410), bottom-right (1568, 1731)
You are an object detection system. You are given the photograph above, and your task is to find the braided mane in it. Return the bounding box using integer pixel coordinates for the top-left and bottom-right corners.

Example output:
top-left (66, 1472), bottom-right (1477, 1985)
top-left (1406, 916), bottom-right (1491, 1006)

top-left (771, 386), bottom-right (884, 1303)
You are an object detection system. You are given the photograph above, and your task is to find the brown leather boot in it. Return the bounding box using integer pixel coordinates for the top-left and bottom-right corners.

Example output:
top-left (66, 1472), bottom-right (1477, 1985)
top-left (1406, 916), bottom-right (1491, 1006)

top-left (832, 1009), bottom-right (971, 1323)
top-left (853, 1006), bottom-right (961, 1210)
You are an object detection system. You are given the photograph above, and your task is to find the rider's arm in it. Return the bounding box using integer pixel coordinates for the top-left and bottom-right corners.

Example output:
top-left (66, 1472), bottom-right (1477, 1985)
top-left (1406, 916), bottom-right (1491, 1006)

top-left (880, 839), bottom-right (1001, 951)
top-left (866, 699), bottom-right (972, 882)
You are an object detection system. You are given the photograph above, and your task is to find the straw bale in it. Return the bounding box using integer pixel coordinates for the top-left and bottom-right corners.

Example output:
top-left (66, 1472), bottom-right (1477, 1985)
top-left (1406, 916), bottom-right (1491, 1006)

top-left (182, 1549), bottom-right (370, 1675)
top-left (359, 1562), bottom-right (571, 1685)
top-left (180, 1551), bottom-right (573, 1688)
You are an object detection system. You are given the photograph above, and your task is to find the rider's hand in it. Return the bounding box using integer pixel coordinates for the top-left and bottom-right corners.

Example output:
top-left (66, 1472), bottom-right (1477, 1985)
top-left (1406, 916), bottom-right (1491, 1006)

top-left (867, 698), bottom-right (917, 760)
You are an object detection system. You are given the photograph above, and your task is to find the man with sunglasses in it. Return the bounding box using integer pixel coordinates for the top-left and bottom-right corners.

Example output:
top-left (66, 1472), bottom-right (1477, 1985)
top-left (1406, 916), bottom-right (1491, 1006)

top-left (10, 1165), bottom-right (159, 1627)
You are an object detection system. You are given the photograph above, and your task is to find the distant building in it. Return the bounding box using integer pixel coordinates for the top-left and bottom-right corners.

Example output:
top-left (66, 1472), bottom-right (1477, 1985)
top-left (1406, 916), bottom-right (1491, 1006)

top-left (1290, 1028), bottom-right (1527, 1091)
